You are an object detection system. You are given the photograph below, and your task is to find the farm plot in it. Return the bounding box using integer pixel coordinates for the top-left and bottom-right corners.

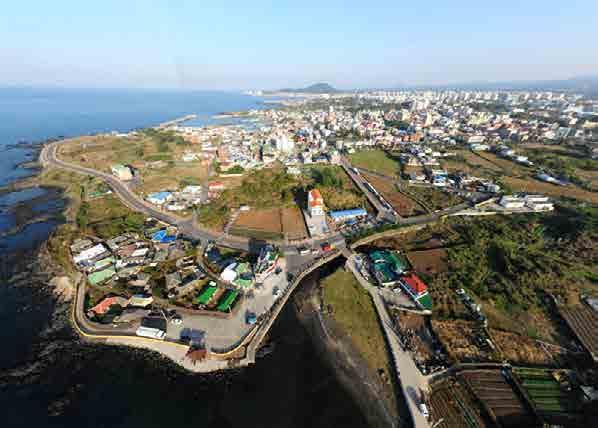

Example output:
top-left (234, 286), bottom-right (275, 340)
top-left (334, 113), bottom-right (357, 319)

top-left (513, 368), bottom-right (582, 422)
top-left (559, 304), bottom-right (598, 362)
top-left (407, 248), bottom-right (448, 275)
top-left (362, 173), bottom-right (426, 216)
top-left (429, 379), bottom-right (489, 428)
top-left (459, 369), bottom-right (536, 427)
top-left (231, 207), bottom-right (307, 240)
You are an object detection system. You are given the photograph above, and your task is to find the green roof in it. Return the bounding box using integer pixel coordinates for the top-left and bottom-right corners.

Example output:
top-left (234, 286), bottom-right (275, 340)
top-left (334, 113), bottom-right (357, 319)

top-left (94, 256), bottom-right (115, 270)
top-left (88, 267), bottom-right (116, 285)
top-left (194, 285), bottom-right (218, 305)
top-left (369, 250), bottom-right (408, 273)
top-left (416, 293), bottom-right (433, 311)
top-left (217, 290), bottom-right (239, 312)
top-left (234, 278), bottom-right (253, 288)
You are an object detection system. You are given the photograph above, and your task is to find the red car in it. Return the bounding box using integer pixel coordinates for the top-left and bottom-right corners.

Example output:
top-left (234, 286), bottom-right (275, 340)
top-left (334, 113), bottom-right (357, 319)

top-left (321, 242), bottom-right (333, 252)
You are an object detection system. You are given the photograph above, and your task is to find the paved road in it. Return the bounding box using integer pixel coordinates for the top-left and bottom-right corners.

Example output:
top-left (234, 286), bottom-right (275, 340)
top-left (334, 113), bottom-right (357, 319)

top-left (345, 253), bottom-right (431, 428)
top-left (41, 141), bottom-right (344, 254)
top-left (340, 157), bottom-right (398, 222)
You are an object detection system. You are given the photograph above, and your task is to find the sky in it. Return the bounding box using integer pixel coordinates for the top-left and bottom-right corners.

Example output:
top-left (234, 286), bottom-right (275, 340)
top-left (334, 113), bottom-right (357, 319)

top-left (1, 1), bottom-right (597, 90)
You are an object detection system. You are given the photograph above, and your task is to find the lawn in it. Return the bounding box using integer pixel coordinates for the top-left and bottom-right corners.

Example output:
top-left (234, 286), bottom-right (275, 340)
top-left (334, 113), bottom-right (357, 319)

top-left (348, 149), bottom-right (400, 177)
top-left (321, 268), bottom-right (396, 409)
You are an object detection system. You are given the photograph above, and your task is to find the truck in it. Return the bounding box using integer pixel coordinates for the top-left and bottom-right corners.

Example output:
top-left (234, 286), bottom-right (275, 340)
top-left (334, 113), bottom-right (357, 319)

top-left (136, 326), bottom-right (166, 340)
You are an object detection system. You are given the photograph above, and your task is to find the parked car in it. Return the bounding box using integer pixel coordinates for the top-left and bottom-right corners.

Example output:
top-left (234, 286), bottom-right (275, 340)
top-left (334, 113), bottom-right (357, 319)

top-left (246, 312), bottom-right (257, 325)
top-left (298, 247), bottom-right (309, 255)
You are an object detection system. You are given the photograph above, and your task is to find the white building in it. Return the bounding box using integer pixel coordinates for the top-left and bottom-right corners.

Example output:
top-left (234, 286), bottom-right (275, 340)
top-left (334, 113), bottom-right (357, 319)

top-left (308, 189), bottom-right (325, 217)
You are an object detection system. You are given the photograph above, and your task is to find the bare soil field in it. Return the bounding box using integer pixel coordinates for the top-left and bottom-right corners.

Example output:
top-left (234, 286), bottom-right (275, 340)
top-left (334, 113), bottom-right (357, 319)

top-left (281, 207), bottom-right (308, 240)
top-left (232, 207), bottom-right (307, 240)
top-left (458, 369), bottom-right (536, 427)
top-left (429, 379), bottom-right (489, 428)
top-left (363, 173), bottom-right (426, 216)
top-left (502, 176), bottom-right (598, 203)
top-left (407, 248), bottom-right (448, 275)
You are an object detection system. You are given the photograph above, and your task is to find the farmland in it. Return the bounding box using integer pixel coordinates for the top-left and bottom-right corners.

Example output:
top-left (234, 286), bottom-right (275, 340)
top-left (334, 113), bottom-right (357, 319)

top-left (231, 207), bottom-right (307, 240)
top-left (362, 172), bottom-right (426, 216)
top-left (403, 185), bottom-right (464, 211)
top-left (513, 368), bottom-right (582, 423)
top-left (348, 149), bottom-right (401, 177)
top-left (459, 369), bottom-right (536, 427)
top-left (429, 378), bottom-right (489, 428)
top-left (559, 303), bottom-right (598, 362)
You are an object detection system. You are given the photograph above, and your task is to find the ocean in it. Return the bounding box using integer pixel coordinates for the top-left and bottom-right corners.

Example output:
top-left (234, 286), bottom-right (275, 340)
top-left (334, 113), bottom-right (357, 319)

top-left (0, 88), bottom-right (367, 428)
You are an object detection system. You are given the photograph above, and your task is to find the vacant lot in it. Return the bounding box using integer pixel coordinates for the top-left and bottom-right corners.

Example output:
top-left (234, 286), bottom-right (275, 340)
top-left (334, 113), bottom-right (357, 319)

top-left (58, 133), bottom-right (210, 195)
top-left (407, 248), bottom-right (448, 275)
top-left (321, 268), bottom-right (396, 409)
top-left (490, 329), bottom-right (567, 366)
top-left (231, 207), bottom-right (307, 240)
top-left (349, 149), bottom-right (400, 177)
top-left (502, 176), bottom-right (598, 203)
top-left (363, 173), bottom-right (426, 216)
top-left (405, 186), bottom-right (464, 211)
top-left (432, 320), bottom-right (495, 363)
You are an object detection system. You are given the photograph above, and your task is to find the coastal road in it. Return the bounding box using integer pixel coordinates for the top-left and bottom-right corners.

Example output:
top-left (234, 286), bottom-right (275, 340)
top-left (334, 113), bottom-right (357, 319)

top-left (345, 253), bottom-right (431, 428)
top-left (40, 141), bottom-right (344, 254)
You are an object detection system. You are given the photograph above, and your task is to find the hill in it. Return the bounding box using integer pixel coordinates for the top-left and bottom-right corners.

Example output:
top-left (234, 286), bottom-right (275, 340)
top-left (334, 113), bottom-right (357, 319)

top-left (279, 82), bottom-right (339, 94)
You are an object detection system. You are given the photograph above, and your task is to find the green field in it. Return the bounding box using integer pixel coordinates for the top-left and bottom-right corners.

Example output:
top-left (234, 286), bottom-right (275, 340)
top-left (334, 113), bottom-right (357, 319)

top-left (348, 149), bottom-right (400, 177)
top-left (321, 268), bottom-right (397, 411)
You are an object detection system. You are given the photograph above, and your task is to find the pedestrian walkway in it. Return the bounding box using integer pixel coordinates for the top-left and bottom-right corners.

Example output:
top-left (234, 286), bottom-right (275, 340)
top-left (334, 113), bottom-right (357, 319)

top-left (345, 253), bottom-right (431, 428)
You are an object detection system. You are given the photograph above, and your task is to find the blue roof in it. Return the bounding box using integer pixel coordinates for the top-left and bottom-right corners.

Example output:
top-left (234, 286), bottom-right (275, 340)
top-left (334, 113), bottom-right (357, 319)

top-left (152, 230), bottom-right (167, 241)
top-left (329, 208), bottom-right (367, 219)
top-left (147, 191), bottom-right (172, 201)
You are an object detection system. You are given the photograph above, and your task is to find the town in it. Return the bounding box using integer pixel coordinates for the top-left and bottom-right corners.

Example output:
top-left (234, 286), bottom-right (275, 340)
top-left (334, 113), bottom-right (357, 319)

top-left (40, 87), bottom-right (598, 428)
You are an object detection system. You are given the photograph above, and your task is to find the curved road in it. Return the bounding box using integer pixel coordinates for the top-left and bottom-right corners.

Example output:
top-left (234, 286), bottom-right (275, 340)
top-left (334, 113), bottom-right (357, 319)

top-left (41, 141), bottom-right (344, 254)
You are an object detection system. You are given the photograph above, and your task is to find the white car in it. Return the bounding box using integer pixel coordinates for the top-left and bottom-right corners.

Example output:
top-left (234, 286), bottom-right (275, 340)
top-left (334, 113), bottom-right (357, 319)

top-left (419, 403), bottom-right (429, 418)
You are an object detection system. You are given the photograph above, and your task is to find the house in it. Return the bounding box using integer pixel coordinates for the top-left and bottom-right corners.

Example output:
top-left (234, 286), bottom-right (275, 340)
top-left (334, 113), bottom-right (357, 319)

top-left (89, 296), bottom-right (129, 316)
top-left (73, 243), bottom-right (109, 266)
top-left (329, 208), bottom-right (367, 222)
top-left (146, 191), bottom-right (173, 205)
top-left (111, 164), bottom-right (133, 181)
top-left (399, 273), bottom-right (433, 310)
top-left (368, 250), bottom-right (408, 286)
top-left (499, 196), bottom-right (526, 209)
top-left (208, 181), bottom-right (225, 192)
top-left (308, 188), bottom-right (325, 216)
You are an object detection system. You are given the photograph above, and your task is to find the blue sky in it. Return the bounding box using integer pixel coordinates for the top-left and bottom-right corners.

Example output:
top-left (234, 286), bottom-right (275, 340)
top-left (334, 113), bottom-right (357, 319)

top-left (1, 1), bottom-right (597, 90)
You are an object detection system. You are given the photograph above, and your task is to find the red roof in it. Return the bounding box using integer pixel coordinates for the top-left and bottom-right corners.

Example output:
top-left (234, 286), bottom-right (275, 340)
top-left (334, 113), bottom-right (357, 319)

top-left (401, 273), bottom-right (427, 295)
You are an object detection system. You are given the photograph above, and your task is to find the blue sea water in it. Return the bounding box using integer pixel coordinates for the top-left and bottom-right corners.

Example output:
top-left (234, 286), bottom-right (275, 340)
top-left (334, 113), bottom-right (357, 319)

top-left (0, 87), bottom-right (267, 186)
top-left (0, 88), bottom-right (368, 428)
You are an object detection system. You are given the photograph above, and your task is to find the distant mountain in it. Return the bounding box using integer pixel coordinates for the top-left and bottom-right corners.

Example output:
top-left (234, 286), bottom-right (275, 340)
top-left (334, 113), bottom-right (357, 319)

top-left (278, 82), bottom-right (339, 94)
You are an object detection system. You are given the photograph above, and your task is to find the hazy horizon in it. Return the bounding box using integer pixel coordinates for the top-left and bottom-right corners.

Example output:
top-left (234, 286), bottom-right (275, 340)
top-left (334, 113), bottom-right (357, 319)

top-left (2, 1), bottom-right (597, 91)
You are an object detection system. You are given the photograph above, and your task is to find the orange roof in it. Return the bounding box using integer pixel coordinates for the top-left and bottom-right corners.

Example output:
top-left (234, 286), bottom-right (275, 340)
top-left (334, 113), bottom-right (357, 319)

top-left (90, 296), bottom-right (126, 315)
top-left (309, 188), bottom-right (323, 200)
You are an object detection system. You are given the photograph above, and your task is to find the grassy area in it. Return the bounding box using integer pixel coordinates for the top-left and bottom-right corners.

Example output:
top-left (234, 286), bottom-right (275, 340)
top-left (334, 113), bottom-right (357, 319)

top-left (348, 149), bottom-right (400, 177)
top-left (57, 132), bottom-right (209, 196)
top-left (321, 268), bottom-right (397, 409)
top-left (429, 207), bottom-right (598, 342)
top-left (306, 165), bottom-right (369, 211)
